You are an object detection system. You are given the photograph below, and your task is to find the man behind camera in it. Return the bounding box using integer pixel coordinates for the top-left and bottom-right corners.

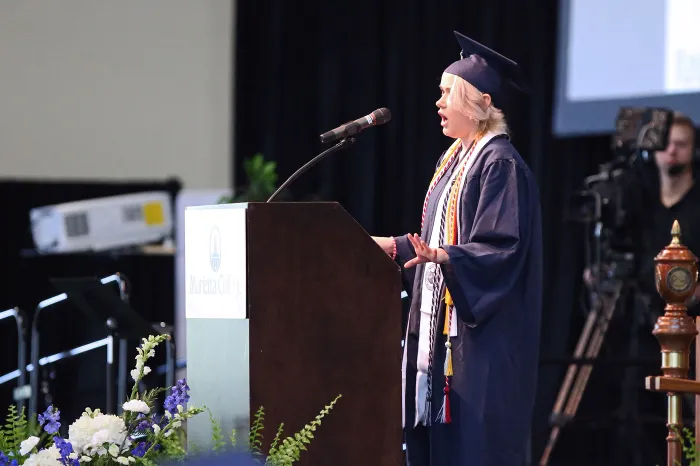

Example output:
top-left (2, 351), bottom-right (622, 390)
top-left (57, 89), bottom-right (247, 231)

top-left (637, 113), bottom-right (700, 310)
top-left (584, 113), bottom-right (700, 310)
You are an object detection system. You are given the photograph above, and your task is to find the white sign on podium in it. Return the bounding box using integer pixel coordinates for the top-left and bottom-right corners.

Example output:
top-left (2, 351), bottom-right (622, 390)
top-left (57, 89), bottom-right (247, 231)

top-left (184, 204), bottom-right (247, 319)
top-left (184, 203), bottom-right (251, 450)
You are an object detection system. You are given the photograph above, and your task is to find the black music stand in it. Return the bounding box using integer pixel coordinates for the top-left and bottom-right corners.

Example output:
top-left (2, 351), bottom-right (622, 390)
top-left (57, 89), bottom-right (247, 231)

top-left (50, 277), bottom-right (169, 413)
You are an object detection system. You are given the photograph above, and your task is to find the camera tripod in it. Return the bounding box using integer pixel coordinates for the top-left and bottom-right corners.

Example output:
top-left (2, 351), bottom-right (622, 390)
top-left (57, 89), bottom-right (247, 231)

top-left (539, 273), bottom-right (666, 466)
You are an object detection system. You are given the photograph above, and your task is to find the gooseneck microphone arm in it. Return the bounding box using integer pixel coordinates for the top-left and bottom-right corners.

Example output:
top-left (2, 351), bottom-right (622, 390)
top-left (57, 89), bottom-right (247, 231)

top-left (266, 107), bottom-right (390, 203)
top-left (266, 137), bottom-right (356, 203)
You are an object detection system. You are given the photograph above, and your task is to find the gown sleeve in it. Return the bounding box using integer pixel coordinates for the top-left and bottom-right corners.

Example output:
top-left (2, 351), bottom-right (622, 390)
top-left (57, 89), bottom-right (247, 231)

top-left (394, 234), bottom-right (418, 298)
top-left (439, 158), bottom-right (533, 326)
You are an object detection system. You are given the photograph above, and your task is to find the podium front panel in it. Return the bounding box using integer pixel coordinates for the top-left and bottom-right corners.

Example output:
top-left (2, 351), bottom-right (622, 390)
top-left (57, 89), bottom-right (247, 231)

top-left (185, 203), bottom-right (250, 449)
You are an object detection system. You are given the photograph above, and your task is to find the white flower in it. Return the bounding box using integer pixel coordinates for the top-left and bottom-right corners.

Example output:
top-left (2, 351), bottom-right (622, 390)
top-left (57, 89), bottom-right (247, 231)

top-left (108, 444), bottom-right (120, 458)
top-left (116, 457), bottom-right (130, 465)
top-left (23, 446), bottom-right (62, 466)
top-left (122, 400), bottom-right (150, 414)
top-left (152, 424), bottom-right (161, 434)
top-left (19, 436), bottom-right (40, 455)
top-left (130, 335), bottom-right (168, 382)
top-left (68, 412), bottom-right (130, 456)
top-left (130, 360), bottom-right (150, 381)
top-left (81, 456), bottom-right (92, 462)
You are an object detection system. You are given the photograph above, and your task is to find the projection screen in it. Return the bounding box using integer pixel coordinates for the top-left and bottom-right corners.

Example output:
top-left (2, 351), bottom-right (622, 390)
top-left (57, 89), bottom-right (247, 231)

top-left (553, 0), bottom-right (700, 137)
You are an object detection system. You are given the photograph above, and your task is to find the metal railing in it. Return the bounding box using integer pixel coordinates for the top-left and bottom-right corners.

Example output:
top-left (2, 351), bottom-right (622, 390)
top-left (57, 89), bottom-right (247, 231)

top-left (29, 274), bottom-right (124, 418)
top-left (0, 307), bottom-right (28, 411)
top-left (27, 273), bottom-right (175, 418)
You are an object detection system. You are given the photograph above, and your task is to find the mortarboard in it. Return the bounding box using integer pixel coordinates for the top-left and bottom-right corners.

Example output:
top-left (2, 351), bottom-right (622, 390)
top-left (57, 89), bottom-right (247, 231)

top-left (444, 31), bottom-right (530, 107)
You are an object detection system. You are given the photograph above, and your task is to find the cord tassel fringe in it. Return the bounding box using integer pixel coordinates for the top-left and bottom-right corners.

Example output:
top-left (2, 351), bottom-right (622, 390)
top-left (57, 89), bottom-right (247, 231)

top-left (439, 379), bottom-right (452, 424)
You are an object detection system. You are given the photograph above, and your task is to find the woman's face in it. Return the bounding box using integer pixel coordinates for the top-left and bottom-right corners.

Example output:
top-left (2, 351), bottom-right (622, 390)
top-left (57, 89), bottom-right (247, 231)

top-left (436, 73), bottom-right (477, 140)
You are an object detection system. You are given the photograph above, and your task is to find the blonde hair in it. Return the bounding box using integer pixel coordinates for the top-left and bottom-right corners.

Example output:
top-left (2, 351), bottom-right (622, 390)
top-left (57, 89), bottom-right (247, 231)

top-left (445, 73), bottom-right (509, 135)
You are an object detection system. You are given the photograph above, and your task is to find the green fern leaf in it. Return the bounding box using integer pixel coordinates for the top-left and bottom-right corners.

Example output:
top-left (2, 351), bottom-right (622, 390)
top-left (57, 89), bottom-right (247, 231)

top-left (258, 395), bottom-right (341, 466)
top-left (207, 409), bottom-right (226, 451)
top-left (230, 428), bottom-right (237, 448)
top-left (249, 406), bottom-right (265, 453)
top-left (3, 405), bottom-right (20, 452)
top-left (268, 423), bottom-right (284, 453)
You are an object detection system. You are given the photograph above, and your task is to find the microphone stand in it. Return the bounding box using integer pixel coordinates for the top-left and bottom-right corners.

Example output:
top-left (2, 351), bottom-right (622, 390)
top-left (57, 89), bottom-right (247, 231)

top-left (266, 137), bottom-right (356, 202)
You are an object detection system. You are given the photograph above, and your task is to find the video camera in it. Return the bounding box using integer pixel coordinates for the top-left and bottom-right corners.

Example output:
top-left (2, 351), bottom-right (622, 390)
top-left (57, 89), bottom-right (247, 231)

top-left (568, 107), bottom-right (675, 279)
top-left (611, 107), bottom-right (675, 155)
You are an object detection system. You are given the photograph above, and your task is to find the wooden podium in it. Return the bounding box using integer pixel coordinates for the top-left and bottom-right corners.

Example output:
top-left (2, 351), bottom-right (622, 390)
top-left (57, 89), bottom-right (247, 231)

top-left (184, 202), bottom-right (404, 466)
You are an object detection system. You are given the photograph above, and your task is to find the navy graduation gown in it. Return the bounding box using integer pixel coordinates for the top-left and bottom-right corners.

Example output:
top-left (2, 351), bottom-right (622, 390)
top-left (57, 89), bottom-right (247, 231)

top-left (395, 135), bottom-right (543, 466)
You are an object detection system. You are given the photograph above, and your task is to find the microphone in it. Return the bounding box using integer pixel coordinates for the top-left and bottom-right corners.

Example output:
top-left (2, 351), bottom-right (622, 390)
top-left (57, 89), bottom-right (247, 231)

top-left (319, 108), bottom-right (391, 144)
top-left (267, 107), bottom-right (391, 202)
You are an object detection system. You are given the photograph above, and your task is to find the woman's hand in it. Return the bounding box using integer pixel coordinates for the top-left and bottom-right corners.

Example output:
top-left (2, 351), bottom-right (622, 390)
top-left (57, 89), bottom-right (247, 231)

top-left (404, 234), bottom-right (449, 269)
top-left (371, 236), bottom-right (395, 255)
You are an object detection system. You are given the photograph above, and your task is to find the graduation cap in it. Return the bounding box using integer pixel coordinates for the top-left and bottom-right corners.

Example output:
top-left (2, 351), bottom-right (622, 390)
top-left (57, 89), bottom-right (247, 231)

top-left (444, 30), bottom-right (530, 107)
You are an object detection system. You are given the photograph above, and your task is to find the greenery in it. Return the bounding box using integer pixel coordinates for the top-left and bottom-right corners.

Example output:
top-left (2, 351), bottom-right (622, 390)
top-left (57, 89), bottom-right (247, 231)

top-left (206, 395), bottom-right (342, 466)
top-left (0, 405), bottom-right (38, 461)
top-left (0, 335), bottom-right (205, 465)
top-left (0, 335), bottom-right (341, 466)
top-left (680, 426), bottom-right (700, 465)
top-left (220, 153), bottom-right (279, 203)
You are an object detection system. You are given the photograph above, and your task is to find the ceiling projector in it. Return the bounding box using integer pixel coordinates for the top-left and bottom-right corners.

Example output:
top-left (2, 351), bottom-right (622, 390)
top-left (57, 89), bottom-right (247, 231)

top-left (29, 192), bottom-right (173, 253)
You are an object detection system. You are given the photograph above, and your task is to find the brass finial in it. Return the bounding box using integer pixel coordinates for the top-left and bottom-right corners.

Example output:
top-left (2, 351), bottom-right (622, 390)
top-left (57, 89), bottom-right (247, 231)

top-left (671, 220), bottom-right (681, 245)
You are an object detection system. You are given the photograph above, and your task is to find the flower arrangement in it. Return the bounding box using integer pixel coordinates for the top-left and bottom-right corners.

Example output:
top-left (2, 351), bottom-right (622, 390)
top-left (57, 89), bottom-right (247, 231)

top-left (0, 335), bottom-right (340, 466)
top-left (0, 335), bottom-right (202, 466)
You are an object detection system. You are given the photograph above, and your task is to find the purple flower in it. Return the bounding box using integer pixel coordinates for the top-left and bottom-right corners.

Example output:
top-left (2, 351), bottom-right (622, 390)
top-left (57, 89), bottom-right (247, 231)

top-left (0, 453), bottom-right (17, 466)
top-left (164, 379), bottom-right (190, 415)
top-left (53, 437), bottom-right (71, 457)
top-left (132, 442), bottom-right (148, 458)
top-left (135, 414), bottom-right (151, 432)
top-left (38, 406), bottom-right (61, 434)
top-left (54, 437), bottom-right (78, 466)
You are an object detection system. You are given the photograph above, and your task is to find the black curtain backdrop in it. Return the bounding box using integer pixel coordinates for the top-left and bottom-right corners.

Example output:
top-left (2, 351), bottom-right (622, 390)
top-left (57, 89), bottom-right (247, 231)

top-left (233, 0), bottom-right (657, 463)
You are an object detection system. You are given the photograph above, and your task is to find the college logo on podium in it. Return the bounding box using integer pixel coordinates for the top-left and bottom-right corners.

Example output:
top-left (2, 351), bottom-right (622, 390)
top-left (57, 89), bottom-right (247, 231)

top-left (210, 226), bottom-right (221, 272)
